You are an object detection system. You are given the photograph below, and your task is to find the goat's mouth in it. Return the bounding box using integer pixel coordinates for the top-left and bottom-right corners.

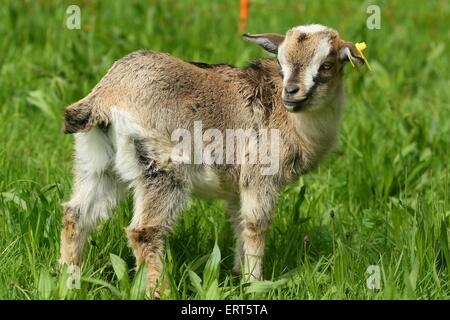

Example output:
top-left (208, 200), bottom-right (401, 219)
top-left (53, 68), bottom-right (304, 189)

top-left (283, 98), bottom-right (309, 112)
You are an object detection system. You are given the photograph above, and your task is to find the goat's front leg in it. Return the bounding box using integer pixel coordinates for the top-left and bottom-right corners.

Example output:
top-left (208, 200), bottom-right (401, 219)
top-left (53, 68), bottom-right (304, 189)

top-left (239, 188), bottom-right (275, 281)
top-left (224, 200), bottom-right (244, 274)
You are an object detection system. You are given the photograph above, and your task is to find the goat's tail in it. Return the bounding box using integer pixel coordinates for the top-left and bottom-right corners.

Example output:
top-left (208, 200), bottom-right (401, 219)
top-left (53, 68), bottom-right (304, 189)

top-left (63, 98), bottom-right (110, 134)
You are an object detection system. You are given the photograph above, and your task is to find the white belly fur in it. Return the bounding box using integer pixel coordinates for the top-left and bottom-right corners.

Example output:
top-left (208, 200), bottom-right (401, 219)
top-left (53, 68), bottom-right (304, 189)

top-left (190, 166), bottom-right (235, 200)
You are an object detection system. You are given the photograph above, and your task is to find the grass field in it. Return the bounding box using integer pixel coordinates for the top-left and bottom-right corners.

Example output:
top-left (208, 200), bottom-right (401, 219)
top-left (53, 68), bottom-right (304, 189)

top-left (0, 0), bottom-right (449, 300)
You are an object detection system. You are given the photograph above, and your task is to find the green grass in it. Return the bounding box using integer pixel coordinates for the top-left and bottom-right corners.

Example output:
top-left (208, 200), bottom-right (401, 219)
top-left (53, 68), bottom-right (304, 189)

top-left (0, 0), bottom-right (449, 300)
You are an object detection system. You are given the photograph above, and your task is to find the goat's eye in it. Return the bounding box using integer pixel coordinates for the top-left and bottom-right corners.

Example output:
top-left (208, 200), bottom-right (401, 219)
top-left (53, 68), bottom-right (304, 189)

top-left (320, 62), bottom-right (334, 71)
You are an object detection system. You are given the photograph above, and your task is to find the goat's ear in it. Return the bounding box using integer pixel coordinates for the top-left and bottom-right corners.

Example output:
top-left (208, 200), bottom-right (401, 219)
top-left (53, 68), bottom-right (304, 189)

top-left (242, 33), bottom-right (285, 54)
top-left (339, 41), bottom-right (365, 65)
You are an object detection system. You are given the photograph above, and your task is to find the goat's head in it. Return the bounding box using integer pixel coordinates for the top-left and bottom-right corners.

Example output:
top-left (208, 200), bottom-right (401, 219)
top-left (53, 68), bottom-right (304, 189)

top-left (244, 24), bottom-right (364, 112)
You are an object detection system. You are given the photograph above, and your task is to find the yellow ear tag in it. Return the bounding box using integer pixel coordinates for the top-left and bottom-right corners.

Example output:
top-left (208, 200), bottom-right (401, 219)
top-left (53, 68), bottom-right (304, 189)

top-left (355, 42), bottom-right (372, 71)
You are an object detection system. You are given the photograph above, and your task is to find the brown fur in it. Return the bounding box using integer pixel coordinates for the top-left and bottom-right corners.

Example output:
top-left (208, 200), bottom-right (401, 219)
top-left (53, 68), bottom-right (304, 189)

top-left (127, 226), bottom-right (168, 298)
top-left (60, 205), bottom-right (82, 265)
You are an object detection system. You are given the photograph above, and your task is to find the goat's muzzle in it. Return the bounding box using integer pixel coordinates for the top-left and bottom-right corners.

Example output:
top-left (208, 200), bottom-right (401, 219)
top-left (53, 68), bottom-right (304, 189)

top-left (283, 96), bottom-right (309, 112)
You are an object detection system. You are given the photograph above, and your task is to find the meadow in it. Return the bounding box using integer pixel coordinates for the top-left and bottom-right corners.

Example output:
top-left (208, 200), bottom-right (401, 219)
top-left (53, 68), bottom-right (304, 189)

top-left (0, 0), bottom-right (449, 299)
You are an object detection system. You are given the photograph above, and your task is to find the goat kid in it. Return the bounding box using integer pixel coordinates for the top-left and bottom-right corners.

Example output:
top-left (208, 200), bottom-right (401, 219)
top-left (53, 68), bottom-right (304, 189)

top-left (60, 24), bottom-right (364, 297)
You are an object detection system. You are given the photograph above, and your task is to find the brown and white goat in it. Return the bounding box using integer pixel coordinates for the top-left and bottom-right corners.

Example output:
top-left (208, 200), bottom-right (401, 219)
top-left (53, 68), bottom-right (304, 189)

top-left (60, 24), bottom-right (364, 297)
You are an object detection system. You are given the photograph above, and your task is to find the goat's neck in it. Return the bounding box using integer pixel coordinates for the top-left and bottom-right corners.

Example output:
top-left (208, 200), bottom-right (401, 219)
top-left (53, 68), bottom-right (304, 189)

top-left (290, 91), bottom-right (344, 153)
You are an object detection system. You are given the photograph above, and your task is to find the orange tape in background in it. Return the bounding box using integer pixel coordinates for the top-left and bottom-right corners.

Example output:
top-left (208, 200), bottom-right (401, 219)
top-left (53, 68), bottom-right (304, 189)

top-left (239, 0), bottom-right (249, 30)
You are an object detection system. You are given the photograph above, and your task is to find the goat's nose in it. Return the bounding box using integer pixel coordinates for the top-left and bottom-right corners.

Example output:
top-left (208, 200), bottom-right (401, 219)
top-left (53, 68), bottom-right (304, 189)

top-left (284, 86), bottom-right (300, 95)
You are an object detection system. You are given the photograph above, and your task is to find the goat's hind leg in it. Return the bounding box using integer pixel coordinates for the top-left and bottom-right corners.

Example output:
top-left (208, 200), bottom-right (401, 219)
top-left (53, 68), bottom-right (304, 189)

top-left (60, 128), bottom-right (124, 266)
top-left (110, 108), bottom-right (190, 297)
top-left (126, 178), bottom-right (188, 298)
top-left (117, 138), bottom-right (188, 298)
